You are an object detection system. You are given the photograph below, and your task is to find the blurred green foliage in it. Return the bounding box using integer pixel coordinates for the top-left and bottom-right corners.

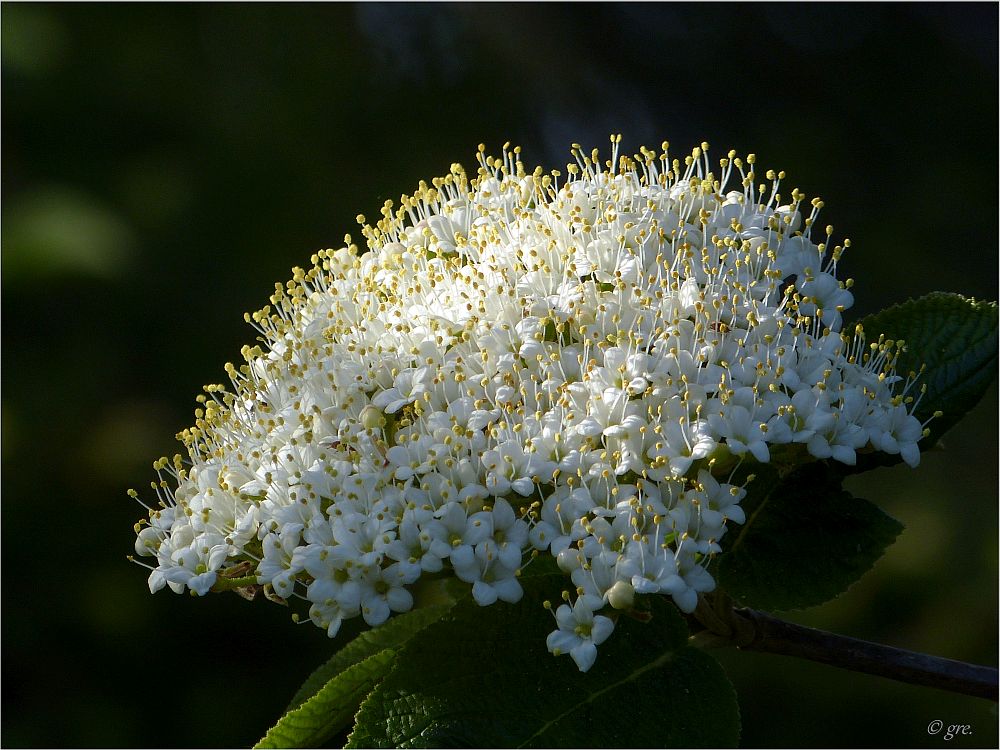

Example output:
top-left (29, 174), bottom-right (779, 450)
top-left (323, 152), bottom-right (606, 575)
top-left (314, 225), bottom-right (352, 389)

top-left (2, 4), bottom-right (996, 747)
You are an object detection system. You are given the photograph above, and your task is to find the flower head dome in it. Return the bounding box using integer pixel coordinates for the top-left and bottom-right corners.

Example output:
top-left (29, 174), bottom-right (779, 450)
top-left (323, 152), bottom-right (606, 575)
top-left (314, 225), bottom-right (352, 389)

top-left (132, 137), bottom-right (927, 671)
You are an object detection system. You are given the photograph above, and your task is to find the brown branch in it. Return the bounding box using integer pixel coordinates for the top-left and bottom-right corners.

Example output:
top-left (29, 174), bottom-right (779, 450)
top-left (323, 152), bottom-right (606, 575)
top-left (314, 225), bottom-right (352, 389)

top-left (688, 596), bottom-right (998, 701)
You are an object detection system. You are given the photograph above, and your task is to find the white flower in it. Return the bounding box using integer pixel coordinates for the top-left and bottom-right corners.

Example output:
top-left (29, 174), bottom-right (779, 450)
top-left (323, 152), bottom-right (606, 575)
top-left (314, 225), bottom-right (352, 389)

top-left (869, 404), bottom-right (924, 468)
top-left (479, 499), bottom-right (529, 570)
top-left (546, 599), bottom-right (615, 672)
top-left (257, 524), bottom-right (304, 597)
top-left (806, 410), bottom-right (869, 465)
top-left (358, 562), bottom-right (417, 626)
top-left (697, 470), bottom-right (747, 527)
top-left (371, 366), bottom-right (433, 414)
top-left (570, 551), bottom-right (619, 607)
top-left (709, 402), bottom-right (770, 463)
top-left (161, 530), bottom-right (231, 597)
top-left (133, 137), bottom-right (928, 672)
top-left (797, 272), bottom-right (854, 330)
top-left (450, 541), bottom-right (523, 607)
top-left (619, 540), bottom-right (685, 596)
top-left (529, 488), bottom-right (591, 554)
top-left (383, 515), bottom-right (452, 577)
top-left (649, 418), bottom-right (717, 478)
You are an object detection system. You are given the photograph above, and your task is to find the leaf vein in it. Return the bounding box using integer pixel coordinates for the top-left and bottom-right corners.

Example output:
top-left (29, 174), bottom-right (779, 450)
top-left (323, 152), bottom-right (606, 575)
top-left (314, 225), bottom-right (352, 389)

top-left (514, 648), bottom-right (675, 748)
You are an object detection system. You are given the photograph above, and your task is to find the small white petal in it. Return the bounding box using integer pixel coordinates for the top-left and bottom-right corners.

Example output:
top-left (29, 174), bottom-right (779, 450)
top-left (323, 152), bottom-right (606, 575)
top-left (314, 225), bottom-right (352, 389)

top-left (386, 587), bottom-right (413, 613)
top-left (590, 615), bottom-right (615, 646)
top-left (471, 580), bottom-right (498, 606)
top-left (569, 641), bottom-right (598, 672)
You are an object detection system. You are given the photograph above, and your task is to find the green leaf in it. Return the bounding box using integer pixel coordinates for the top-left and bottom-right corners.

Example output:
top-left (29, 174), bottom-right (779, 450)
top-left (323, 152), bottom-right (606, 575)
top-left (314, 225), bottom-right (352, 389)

top-left (255, 601), bottom-right (458, 749)
top-left (717, 462), bottom-right (903, 611)
top-left (285, 603), bottom-right (455, 713)
top-left (255, 648), bottom-right (397, 749)
top-left (346, 576), bottom-right (739, 748)
top-left (851, 292), bottom-right (997, 470)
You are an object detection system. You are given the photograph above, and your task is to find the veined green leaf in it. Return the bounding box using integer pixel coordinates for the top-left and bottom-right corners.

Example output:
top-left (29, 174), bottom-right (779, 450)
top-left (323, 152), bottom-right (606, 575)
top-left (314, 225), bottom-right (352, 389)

top-left (346, 576), bottom-right (739, 748)
top-left (255, 648), bottom-right (397, 749)
top-left (285, 603), bottom-right (455, 713)
top-left (717, 462), bottom-right (903, 611)
top-left (255, 601), bottom-right (458, 749)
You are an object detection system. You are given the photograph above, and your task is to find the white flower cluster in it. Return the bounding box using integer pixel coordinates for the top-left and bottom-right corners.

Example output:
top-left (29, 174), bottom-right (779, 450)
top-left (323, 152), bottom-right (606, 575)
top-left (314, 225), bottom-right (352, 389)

top-left (132, 138), bottom-right (928, 672)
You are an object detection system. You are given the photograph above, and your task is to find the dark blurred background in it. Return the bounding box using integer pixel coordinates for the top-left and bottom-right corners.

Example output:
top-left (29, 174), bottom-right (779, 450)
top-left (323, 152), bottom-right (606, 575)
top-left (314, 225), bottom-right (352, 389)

top-left (2, 3), bottom-right (997, 747)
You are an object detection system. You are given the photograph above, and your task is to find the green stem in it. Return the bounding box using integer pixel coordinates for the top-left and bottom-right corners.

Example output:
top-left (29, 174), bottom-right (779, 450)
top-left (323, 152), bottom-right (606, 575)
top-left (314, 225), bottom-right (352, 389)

top-left (211, 575), bottom-right (259, 592)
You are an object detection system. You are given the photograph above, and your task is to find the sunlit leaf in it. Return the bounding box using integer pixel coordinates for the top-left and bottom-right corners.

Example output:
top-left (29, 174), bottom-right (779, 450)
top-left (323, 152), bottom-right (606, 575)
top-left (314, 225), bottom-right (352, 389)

top-left (255, 649), bottom-right (397, 750)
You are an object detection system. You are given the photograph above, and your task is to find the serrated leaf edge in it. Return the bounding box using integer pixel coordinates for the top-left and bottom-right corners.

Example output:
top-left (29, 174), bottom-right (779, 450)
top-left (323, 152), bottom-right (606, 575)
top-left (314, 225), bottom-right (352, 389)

top-left (286, 603), bottom-right (456, 712)
top-left (255, 648), bottom-right (397, 749)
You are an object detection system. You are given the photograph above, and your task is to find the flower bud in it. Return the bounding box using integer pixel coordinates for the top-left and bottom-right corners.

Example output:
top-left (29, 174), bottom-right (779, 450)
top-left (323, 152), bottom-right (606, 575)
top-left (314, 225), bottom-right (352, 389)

top-left (360, 405), bottom-right (386, 430)
top-left (607, 580), bottom-right (635, 610)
